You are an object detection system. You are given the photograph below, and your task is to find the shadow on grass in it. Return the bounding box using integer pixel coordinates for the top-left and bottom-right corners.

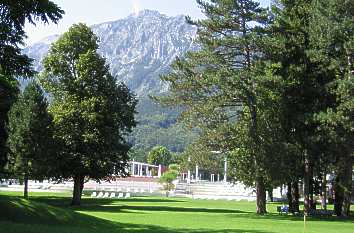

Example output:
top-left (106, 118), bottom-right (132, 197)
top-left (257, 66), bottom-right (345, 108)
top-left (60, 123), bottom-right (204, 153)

top-left (19, 195), bottom-right (185, 207)
top-left (0, 220), bottom-right (276, 233)
top-left (76, 204), bottom-right (248, 214)
top-left (267, 201), bottom-right (354, 222)
top-left (27, 196), bottom-right (251, 216)
top-left (0, 196), bottom-right (274, 233)
top-left (100, 197), bottom-right (186, 203)
top-left (226, 212), bottom-right (354, 223)
top-left (1, 194), bottom-right (352, 233)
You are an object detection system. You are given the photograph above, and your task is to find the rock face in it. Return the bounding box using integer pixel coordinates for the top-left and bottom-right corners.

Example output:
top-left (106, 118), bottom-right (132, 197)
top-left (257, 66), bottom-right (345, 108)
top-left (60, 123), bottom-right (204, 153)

top-left (23, 10), bottom-right (197, 97)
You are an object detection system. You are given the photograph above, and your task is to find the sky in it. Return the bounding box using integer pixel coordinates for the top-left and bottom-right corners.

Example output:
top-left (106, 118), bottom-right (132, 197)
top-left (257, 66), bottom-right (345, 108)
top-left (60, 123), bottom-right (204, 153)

top-left (24, 0), bottom-right (270, 46)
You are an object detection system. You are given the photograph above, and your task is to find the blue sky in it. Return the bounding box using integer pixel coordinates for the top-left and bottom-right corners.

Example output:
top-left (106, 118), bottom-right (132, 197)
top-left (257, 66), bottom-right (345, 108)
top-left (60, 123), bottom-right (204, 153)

top-left (24, 0), bottom-right (270, 45)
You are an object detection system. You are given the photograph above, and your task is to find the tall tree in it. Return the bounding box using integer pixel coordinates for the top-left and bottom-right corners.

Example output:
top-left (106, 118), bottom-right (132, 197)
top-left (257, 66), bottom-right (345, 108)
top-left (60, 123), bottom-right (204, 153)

top-left (0, 0), bottom-right (63, 172)
top-left (157, 0), bottom-right (269, 214)
top-left (267, 0), bottom-right (329, 215)
top-left (309, 0), bottom-right (353, 217)
top-left (7, 82), bottom-right (53, 199)
top-left (0, 75), bottom-right (18, 171)
top-left (267, 0), bottom-right (353, 215)
top-left (40, 24), bottom-right (137, 206)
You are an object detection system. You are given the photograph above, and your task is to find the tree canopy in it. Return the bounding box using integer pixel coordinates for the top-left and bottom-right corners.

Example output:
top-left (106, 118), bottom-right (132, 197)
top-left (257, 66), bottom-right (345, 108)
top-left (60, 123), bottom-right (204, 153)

top-left (157, 0), bottom-right (270, 214)
top-left (0, 0), bottom-right (64, 173)
top-left (0, 0), bottom-right (64, 77)
top-left (40, 23), bottom-right (137, 205)
top-left (147, 145), bottom-right (172, 166)
top-left (157, 0), bottom-right (353, 216)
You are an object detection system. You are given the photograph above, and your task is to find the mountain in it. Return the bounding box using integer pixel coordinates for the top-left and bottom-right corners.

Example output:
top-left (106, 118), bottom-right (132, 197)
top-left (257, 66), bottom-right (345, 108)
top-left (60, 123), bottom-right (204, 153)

top-left (24, 9), bottom-right (197, 97)
top-left (23, 10), bottom-right (199, 159)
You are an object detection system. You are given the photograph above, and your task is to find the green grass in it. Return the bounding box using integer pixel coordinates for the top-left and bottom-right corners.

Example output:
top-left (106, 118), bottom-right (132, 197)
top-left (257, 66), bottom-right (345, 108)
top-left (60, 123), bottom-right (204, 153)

top-left (0, 191), bottom-right (353, 233)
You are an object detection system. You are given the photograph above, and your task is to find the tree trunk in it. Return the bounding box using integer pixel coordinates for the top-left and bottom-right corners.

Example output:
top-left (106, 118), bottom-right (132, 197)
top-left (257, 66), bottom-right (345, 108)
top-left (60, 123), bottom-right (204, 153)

top-left (280, 185), bottom-right (283, 196)
top-left (341, 158), bottom-right (352, 217)
top-left (287, 182), bottom-right (293, 213)
top-left (80, 177), bottom-right (84, 197)
top-left (321, 173), bottom-right (327, 210)
top-left (256, 177), bottom-right (267, 214)
top-left (23, 172), bottom-right (29, 199)
top-left (334, 175), bottom-right (344, 216)
top-left (267, 187), bottom-right (273, 202)
top-left (334, 153), bottom-right (352, 217)
top-left (291, 182), bottom-right (300, 213)
top-left (304, 153), bottom-right (311, 215)
top-left (249, 104), bottom-right (266, 215)
top-left (309, 176), bottom-right (315, 210)
top-left (71, 174), bottom-right (84, 206)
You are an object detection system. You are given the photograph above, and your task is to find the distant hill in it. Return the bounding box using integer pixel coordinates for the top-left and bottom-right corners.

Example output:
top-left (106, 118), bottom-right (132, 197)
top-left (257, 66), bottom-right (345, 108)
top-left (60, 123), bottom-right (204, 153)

top-left (23, 10), bottom-right (198, 160)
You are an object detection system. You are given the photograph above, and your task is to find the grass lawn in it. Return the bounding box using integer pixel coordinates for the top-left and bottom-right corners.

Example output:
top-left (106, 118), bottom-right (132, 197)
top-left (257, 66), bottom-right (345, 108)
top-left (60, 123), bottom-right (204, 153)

top-left (0, 191), bottom-right (353, 233)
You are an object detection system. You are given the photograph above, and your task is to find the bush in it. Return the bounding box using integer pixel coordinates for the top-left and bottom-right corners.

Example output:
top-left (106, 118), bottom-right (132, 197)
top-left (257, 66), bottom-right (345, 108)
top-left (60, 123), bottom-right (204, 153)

top-left (159, 170), bottom-right (178, 197)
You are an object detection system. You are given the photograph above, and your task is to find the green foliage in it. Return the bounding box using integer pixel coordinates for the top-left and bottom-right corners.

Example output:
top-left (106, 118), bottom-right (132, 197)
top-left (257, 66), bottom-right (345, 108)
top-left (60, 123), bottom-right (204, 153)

top-left (40, 24), bottom-right (137, 204)
top-left (263, 0), bottom-right (354, 215)
top-left (309, 0), bottom-right (354, 162)
top-left (159, 169), bottom-right (178, 194)
top-left (159, 163), bottom-right (179, 196)
top-left (0, 0), bottom-right (63, 174)
top-left (147, 146), bottom-right (172, 166)
top-left (7, 82), bottom-right (53, 177)
top-left (180, 138), bottom-right (224, 174)
top-left (307, 0), bottom-right (353, 216)
top-left (0, 74), bottom-right (19, 171)
top-left (168, 164), bottom-right (180, 172)
top-left (0, 0), bottom-right (63, 77)
top-left (157, 0), bottom-right (353, 215)
top-left (157, 0), bottom-right (270, 213)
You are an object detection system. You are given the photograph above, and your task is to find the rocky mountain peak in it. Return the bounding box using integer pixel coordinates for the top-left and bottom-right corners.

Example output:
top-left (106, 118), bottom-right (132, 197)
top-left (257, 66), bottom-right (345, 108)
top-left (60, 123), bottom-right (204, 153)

top-left (23, 10), bottom-right (197, 97)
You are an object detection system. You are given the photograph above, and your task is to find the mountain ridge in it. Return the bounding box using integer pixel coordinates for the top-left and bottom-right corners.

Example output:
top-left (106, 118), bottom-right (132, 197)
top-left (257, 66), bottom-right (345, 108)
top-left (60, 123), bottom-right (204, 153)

top-left (24, 9), bottom-right (197, 97)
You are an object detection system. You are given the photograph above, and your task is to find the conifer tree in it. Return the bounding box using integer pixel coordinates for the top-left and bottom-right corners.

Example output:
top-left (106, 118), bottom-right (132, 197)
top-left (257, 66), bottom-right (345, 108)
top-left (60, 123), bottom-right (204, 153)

top-left (158, 0), bottom-right (269, 214)
top-left (309, 0), bottom-right (353, 217)
top-left (0, 0), bottom-right (63, 172)
top-left (0, 75), bottom-right (18, 172)
top-left (267, 0), bottom-right (353, 215)
top-left (7, 82), bottom-right (53, 199)
top-left (268, 0), bottom-right (327, 215)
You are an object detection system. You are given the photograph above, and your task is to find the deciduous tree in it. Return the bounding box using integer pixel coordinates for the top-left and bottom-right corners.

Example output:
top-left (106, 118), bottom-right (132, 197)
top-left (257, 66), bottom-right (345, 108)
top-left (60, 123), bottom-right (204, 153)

top-left (40, 24), bottom-right (137, 206)
top-left (147, 146), bottom-right (172, 166)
